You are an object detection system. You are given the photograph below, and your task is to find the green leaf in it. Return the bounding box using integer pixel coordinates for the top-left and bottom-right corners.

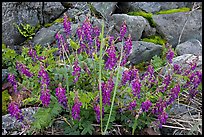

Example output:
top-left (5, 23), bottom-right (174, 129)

top-left (70, 39), bottom-right (80, 50)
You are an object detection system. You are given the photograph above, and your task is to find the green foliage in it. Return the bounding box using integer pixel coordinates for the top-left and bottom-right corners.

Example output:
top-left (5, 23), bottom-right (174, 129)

top-left (14, 23), bottom-right (40, 40)
top-left (2, 90), bottom-right (10, 115)
top-left (127, 11), bottom-right (157, 27)
top-left (151, 55), bottom-right (166, 71)
top-left (44, 18), bottom-right (64, 28)
top-left (31, 95), bottom-right (63, 131)
top-left (156, 7), bottom-right (191, 15)
top-left (142, 35), bottom-right (166, 45)
top-left (2, 44), bottom-right (17, 67)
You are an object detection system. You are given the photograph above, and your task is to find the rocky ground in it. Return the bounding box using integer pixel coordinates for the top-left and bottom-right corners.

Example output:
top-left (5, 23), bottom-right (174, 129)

top-left (2, 2), bottom-right (202, 135)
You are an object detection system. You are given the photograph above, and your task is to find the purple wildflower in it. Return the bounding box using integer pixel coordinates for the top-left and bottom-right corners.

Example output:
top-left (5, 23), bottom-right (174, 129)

top-left (130, 68), bottom-right (139, 81)
top-left (166, 48), bottom-right (174, 64)
top-left (131, 78), bottom-right (141, 98)
top-left (124, 35), bottom-right (132, 56)
top-left (121, 70), bottom-right (132, 85)
top-left (152, 98), bottom-right (167, 114)
top-left (92, 26), bottom-right (100, 37)
top-left (128, 100), bottom-right (137, 110)
top-left (72, 60), bottom-right (81, 83)
top-left (102, 77), bottom-right (114, 105)
top-left (82, 17), bottom-right (93, 46)
top-left (158, 111), bottom-right (168, 128)
top-left (76, 27), bottom-right (84, 40)
top-left (63, 13), bottom-right (71, 36)
top-left (119, 21), bottom-right (127, 41)
top-left (40, 84), bottom-right (51, 107)
top-left (16, 62), bottom-right (33, 78)
top-left (38, 65), bottom-right (50, 86)
top-left (56, 84), bottom-right (68, 108)
top-left (8, 101), bottom-right (23, 121)
top-left (28, 48), bottom-right (37, 61)
top-left (8, 74), bottom-right (18, 93)
top-left (72, 98), bottom-right (82, 120)
top-left (94, 105), bottom-right (104, 123)
top-left (109, 36), bottom-right (115, 46)
top-left (167, 84), bottom-right (180, 106)
top-left (173, 64), bottom-right (181, 74)
top-left (141, 100), bottom-right (152, 112)
top-left (160, 74), bottom-right (171, 93)
top-left (55, 32), bottom-right (69, 55)
top-left (105, 44), bottom-right (117, 70)
top-left (96, 37), bottom-right (101, 52)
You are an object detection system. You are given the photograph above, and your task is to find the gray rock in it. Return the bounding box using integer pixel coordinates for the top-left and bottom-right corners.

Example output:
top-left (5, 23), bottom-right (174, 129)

top-left (110, 14), bottom-right (150, 41)
top-left (175, 39), bottom-right (202, 56)
top-left (91, 2), bottom-right (117, 20)
top-left (116, 2), bottom-right (193, 13)
top-left (152, 10), bottom-right (202, 48)
top-left (2, 2), bottom-right (43, 47)
top-left (172, 54), bottom-right (202, 71)
top-left (116, 41), bottom-right (163, 65)
top-left (43, 2), bottom-right (66, 23)
top-left (2, 107), bottom-right (39, 131)
top-left (2, 69), bottom-right (8, 83)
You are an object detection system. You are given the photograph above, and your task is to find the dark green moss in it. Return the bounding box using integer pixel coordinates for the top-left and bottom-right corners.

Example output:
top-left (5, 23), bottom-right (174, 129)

top-left (142, 35), bottom-right (166, 45)
top-left (2, 90), bottom-right (10, 115)
top-left (156, 7), bottom-right (190, 15)
top-left (127, 11), bottom-right (157, 27)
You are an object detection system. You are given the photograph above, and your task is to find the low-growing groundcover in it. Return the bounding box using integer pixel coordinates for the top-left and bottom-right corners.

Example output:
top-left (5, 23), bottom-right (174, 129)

top-left (3, 13), bottom-right (202, 135)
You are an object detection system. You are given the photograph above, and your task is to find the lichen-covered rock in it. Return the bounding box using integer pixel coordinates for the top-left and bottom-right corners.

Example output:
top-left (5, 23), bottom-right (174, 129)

top-left (109, 14), bottom-right (152, 41)
top-left (116, 2), bottom-right (194, 14)
top-left (2, 2), bottom-right (43, 47)
top-left (116, 41), bottom-right (163, 65)
top-left (175, 39), bottom-right (202, 56)
top-left (91, 2), bottom-right (117, 20)
top-left (152, 10), bottom-right (202, 47)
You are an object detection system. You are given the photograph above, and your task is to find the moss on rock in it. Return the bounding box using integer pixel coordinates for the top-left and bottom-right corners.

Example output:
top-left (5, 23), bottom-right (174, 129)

top-left (2, 90), bottom-right (11, 115)
top-left (44, 18), bottom-right (64, 28)
top-left (156, 7), bottom-right (190, 15)
top-left (142, 35), bottom-right (166, 45)
top-left (127, 11), bottom-right (157, 27)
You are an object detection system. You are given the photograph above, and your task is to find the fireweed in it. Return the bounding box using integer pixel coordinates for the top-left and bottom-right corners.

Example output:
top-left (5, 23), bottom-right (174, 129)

top-left (5, 14), bottom-right (202, 135)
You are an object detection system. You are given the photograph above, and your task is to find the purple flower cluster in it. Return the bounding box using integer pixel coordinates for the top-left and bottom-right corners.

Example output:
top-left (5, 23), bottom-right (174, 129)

top-left (142, 65), bottom-right (157, 88)
top-left (102, 77), bottom-right (115, 105)
top-left (55, 32), bottom-right (69, 55)
top-left (166, 48), bottom-right (174, 64)
top-left (119, 21), bottom-right (127, 41)
top-left (141, 100), bottom-right (152, 112)
top-left (72, 60), bottom-right (81, 83)
top-left (167, 84), bottom-right (180, 105)
top-left (152, 98), bottom-right (167, 114)
top-left (28, 48), bottom-right (46, 61)
top-left (56, 84), bottom-right (68, 108)
top-left (8, 74), bottom-right (18, 93)
top-left (128, 100), bottom-right (137, 110)
top-left (8, 101), bottom-right (23, 121)
top-left (121, 68), bottom-right (139, 85)
top-left (158, 111), bottom-right (168, 128)
top-left (131, 78), bottom-right (141, 98)
top-left (40, 85), bottom-right (51, 107)
top-left (94, 104), bottom-right (104, 123)
top-left (105, 44), bottom-right (117, 70)
top-left (72, 98), bottom-right (82, 120)
top-left (38, 65), bottom-right (51, 107)
top-left (16, 62), bottom-right (33, 78)
top-left (120, 35), bottom-right (132, 66)
top-left (173, 64), bottom-right (181, 74)
top-left (160, 74), bottom-right (171, 93)
top-left (63, 13), bottom-right (71, 36)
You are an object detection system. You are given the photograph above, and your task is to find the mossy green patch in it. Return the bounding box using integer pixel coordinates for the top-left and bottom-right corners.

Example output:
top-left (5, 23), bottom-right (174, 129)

top-left (142, 35), bottom-right (166, 45)
top-left (156, 7), bottom-right (190, 15)
top-left (127, 11), bottom-right (157, 27)
top-left (44, 18), bottom-right (64, 28)
top-left (2, 90), bottom-right (10, 115)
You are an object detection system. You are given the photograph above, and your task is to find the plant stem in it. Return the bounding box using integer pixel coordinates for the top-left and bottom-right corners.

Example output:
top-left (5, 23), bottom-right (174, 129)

top-left (98, 20), bottom-right (105, 135)
top-left (103, 40), bottom-right (124, 135)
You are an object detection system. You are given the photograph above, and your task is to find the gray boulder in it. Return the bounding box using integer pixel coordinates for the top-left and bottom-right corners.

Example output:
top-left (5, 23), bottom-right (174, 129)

top-left (116, 41), bottom-right (163, 65)
top-left (43, 2), bottom-right (66, 23)
top-left (109, 14), bottom-right (153, 41)
top-left (116, 2), bottom-right (193, 13)
top-left (91, 2), bottom-right (117, 20)
top-left (175, 39), bottom-right (202, 56)
top-left (2, 2), bottom-right (43, 47)
top-left (152, 10), bottom-right (202, 48)
top-left (172, 54), bottom-right (202, 71)
top-left (2, 69), bottom-right (8, 83)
